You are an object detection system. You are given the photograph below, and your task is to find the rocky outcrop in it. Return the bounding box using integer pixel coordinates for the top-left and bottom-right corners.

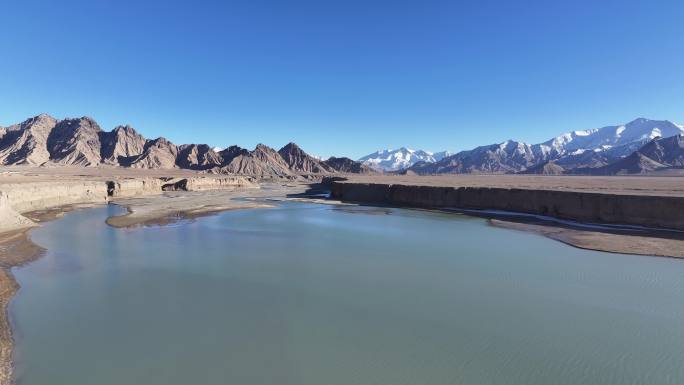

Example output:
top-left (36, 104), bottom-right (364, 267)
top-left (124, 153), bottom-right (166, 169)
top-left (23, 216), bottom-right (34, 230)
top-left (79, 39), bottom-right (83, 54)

top-left (278, 142), bottom-right (333, 173)
top-left (581, 152), bottom-right (666, 175)
top-left (100, 125), bottom-right (147, 165)
top-left (638, 134), bottom-right (684, 166)
top-left (0, 176), bottom-right (258, 231)
top-left (176, 144), bottom-right (223, 170)
top-left (0, 114), bottom-right (56, 165)
top-left (217, 144), bottom-right (294, 177)
top-left (409, 140), bottom-right (540, 174)
top-left (47, 117), bottom-right (103, 166)
top-left (330, 181), bottom-right (684, 231)
top-left (324, 157), bottom-right (374, 173)
top-left (0, 114), bottom-right (367, 177)
top-left (575, 135), bottom-right (684, 175)
top-left (184, 176), bottom-right (256, 190)
top-left (219, 145), bottom-right (250, 163)
top-left (520, 161), bottom-right (565, 175)
top-left (128, 137), bottom-right (179, 169)
top-left (0, 180), bottom-right (109, 214)
top-left (0, 191), bottom-right (35, 232)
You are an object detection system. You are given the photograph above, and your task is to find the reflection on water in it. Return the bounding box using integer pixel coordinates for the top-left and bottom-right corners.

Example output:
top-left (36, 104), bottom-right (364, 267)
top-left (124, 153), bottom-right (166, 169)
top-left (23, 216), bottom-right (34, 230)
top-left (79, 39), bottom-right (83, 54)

top-left (11, 203), bottom-right (684, 385)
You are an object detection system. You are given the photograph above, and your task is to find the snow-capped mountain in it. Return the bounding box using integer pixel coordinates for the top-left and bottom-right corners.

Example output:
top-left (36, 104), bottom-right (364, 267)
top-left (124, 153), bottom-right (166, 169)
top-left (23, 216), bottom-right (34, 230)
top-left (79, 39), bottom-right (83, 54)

top-left (408, 118), bottom-right (684, 174)
top-left (358, 147), bottom-right (451, 171)
top-left (432, 151), bottom-right (454, 161)
top-left (532, 118), bottom-right (684, 159)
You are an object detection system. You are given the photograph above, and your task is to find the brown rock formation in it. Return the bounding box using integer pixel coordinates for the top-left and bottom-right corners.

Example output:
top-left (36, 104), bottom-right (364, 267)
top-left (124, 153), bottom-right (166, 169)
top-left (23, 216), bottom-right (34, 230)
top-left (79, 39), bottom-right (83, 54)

top-left (0, 114), bottom-right (368, 177)
top-left (324, 157), bottom-right (374, 173)
top-left (0, 114), bottom-right (56, 165)
top-left (521, 161), bottom-right (565, 175)
top-left (176, 144), bottom-right (223, 170)
top-left (278, 142), bottom-right (334, 173)
top-left (47, 117), bottom-right (103, 166)
top-left (218, 144), bottom-right (293, 177)
top-left (129, 137), bottom-right (179, 169)
top-left (330, 180), bottom-right (684, 231)
top-left (100, 125), bottom-right (147, 165)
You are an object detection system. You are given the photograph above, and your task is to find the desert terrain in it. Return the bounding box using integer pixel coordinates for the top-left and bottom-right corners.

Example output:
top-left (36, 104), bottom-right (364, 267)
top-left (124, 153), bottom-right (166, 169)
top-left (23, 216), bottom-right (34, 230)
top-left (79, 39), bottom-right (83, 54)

top-left (1, 167), bottom-right (684, 384)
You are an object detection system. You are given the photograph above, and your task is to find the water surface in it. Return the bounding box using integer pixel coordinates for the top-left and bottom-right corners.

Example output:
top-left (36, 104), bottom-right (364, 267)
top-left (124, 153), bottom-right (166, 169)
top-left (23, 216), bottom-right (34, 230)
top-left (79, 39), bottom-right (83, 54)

top-left (12, 202), bottom-right (684, 385)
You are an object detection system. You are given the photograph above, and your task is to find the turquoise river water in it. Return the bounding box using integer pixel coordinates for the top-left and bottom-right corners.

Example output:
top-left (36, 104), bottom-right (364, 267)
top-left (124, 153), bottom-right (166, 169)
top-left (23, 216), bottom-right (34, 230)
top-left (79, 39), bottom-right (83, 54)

top-left (10, 202), bottom-right (684, 384)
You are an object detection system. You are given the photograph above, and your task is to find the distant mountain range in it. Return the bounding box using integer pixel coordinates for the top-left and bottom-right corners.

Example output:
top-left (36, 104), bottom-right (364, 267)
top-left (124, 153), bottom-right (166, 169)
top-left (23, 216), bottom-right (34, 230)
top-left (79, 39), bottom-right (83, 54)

top-left (0, 114), bottom-right (373, 176)
top-left (404, 118), bottom-right (684, 175)
top-left (358, 148), bottom-right (452, 171)
top-left (3, 114), bottom-right (683, 177)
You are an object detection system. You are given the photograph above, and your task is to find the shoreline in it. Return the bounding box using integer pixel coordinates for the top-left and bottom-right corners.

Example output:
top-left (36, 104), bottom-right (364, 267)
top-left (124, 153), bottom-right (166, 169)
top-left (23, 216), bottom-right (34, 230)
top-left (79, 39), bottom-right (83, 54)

top-left (489, 219), bottom-right (684, 259)
top-left (0, 181), bottom-right (309, 385)
top-left (3, 173), bottom-right (684, 383)
top-left (0, 203), bottom-right (109, 385)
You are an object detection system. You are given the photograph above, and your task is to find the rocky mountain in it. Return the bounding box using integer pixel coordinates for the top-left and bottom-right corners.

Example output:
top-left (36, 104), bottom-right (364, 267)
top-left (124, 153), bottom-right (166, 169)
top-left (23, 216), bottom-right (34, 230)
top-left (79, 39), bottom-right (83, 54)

top-left (47, 117), bottom-right (104, 166)
top-left (407, 118), bottom-right (684, 175)
top-left (358, 147), bottom-right (451, 171)
top-left (218, 145), bottom-right (249, 162)
top-left (100, 125), bottom-right (147, 165)
top-left (409, 140), bottom-right (538, 174)
top-left (582, 135), bottom-right (684, 175)
top-left (520, 160), bottom-right (565, 175)
top-left (636, 134), bottom-right (684, 166)
top-left (535, 118), bottom-right (683, 158)
top-left (0, 113), bottom-right (56, 165)
top-left (278, 142), bottom-right (334, 174)
top-left (432, 151), bottom-right (454, 161)
top-left (323, 157), bottom-right (374, 174)
top-left (212, 144), bottom-right (294, 177)
top-left (176, 144), bottom-right (222, 170)
top-left (128, 137), bottom-right (179, 169)
top-left (0, 114), bottom-right (368, 177)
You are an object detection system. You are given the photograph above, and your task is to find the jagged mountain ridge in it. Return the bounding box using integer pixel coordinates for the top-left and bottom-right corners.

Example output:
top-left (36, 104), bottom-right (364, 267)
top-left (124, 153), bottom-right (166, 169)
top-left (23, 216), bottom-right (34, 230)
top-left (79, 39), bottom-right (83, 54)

top-left (278, 142), bottom-right (335, 174)
top-left (407, 118), bottom-right (684, 174)
top-left (100, 125), bottom-right (147, 165)
top-left (0, 113), bottom-right (56, 165)
top-left (0, 114), bottom-right (368, 176)
top-left (579, 135), bottom-right (684, 175)
top-left (323, 157), bottom-right (375, 174)
top-left (358, 147), bottom-right (452, 171)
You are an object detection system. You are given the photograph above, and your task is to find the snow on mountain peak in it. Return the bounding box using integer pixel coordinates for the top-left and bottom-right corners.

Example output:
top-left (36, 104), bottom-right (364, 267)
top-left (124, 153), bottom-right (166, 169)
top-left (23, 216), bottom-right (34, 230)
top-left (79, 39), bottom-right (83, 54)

top-left (358, 147), bottom-right (451, 171)
top-left (537, 118), bottom-right (684, 157)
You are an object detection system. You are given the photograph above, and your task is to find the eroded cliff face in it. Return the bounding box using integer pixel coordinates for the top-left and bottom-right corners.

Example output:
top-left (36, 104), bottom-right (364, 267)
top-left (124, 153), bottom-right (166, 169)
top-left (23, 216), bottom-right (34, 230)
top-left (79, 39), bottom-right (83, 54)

top-left (0, 192), bottom-right (35, 232)
top-left (0, 176), bottom-right (258, 232)
top-left (330, 181), bottom-right (684, 230)
top-left (1, 181), bottom-right (109, 214)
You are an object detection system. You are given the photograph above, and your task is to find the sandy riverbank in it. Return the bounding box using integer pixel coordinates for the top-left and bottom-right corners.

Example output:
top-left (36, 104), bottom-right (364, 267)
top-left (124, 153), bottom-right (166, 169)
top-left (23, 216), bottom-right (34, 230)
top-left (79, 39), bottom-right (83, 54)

top-left (2, 169), bottom-right (684, 383)
top-left (327, 175), bottom-right (684, 253)
top-left (0, 184), bottom-right (308, 384)
top-left (106, 184), bottom-right (307, 228)
top-left (489, 219), bottom-right (684, 258)
top-left (0, 167), bottom-right (301, 384)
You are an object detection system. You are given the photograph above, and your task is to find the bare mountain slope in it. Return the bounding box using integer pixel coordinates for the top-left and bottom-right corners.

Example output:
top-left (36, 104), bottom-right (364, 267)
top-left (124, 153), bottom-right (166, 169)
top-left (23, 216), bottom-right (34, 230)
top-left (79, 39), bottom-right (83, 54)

top-left (278, 142), bottom-right (333, 174)
top-left (583, 135), bottom-right (684, 175)
top-left (323, 157), bottom-right (374, 173)
top-left (0, 114), bottom-right (56, 165)
top-left (176, 144), bottom-right (223, 170)
top-left (408, 118), bottom-right (684, 175)
top-left (128, 137), bottom-right (179, 169)
top-left (100, 125), bottom-right (147, 165)
top-left (47, 117), bottom-right (103, 166)
top-left (0, 113), bottom-right (385, 176)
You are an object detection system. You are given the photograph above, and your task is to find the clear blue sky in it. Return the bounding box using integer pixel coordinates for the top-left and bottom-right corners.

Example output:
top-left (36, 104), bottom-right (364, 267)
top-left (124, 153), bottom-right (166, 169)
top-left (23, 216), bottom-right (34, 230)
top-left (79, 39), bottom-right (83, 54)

top-left (2, 0), bottom-right (683, 159)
